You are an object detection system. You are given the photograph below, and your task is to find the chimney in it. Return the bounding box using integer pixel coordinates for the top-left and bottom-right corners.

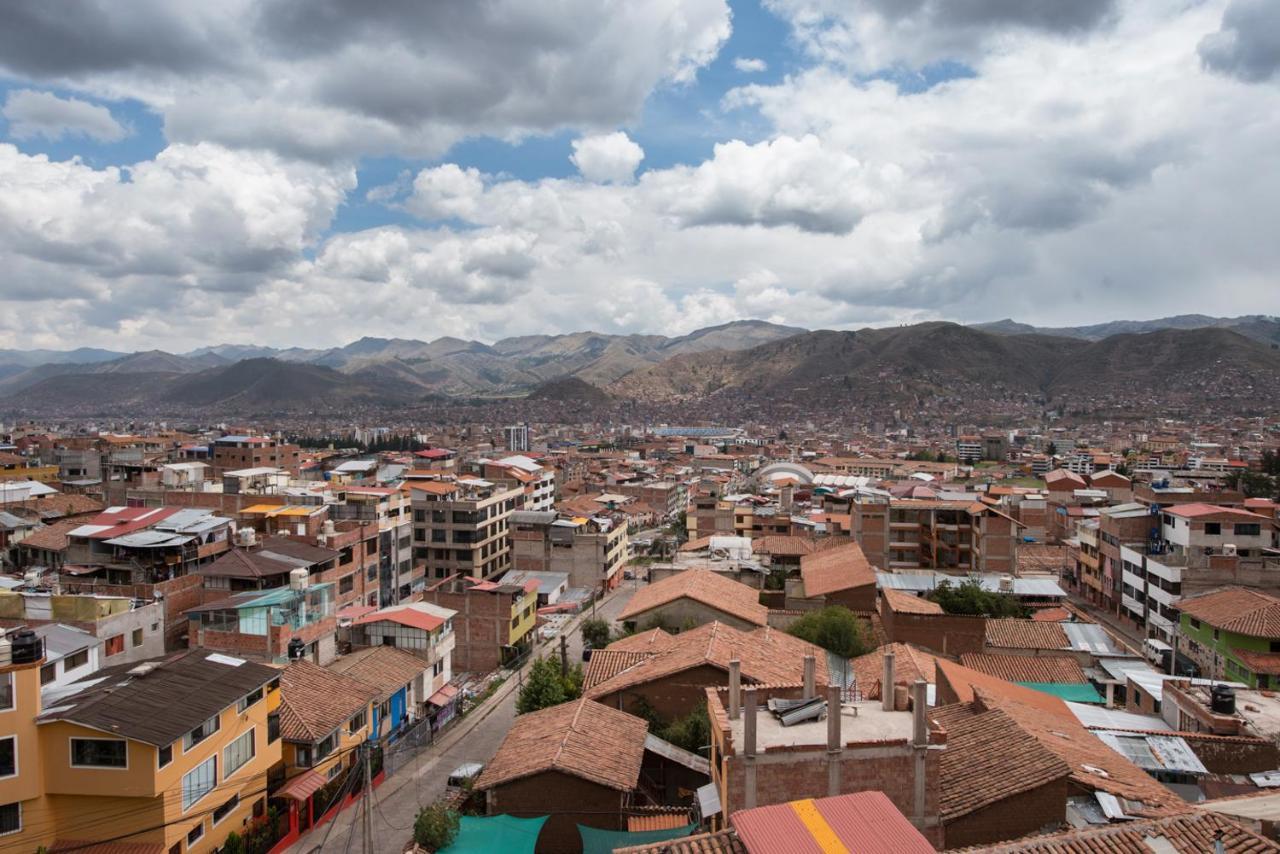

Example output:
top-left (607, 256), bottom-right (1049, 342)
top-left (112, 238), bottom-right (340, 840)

top-left (912, 679), bottom-right (928, 747)
top-left (803, 654), bottom-right (816, 699)
top-left (729, 659), bottom-right (742, 721)
top-left (827, 683), bottom-right (841, 750)
top-left (780, 485), bottom-right (794, 511)
top-left (744, 687), bottom-right (758, 756)
top-left (882, 649), bottom-right (896, 711)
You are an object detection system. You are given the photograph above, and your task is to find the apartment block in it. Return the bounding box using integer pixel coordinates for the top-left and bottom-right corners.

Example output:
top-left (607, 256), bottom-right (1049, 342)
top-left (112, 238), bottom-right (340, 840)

top-left (510, 510), bottom-right (630, 591)
top-left (210, 435), bottom-right (300, 478)
top-left (422, 574), bottom-right (537, 672)
top-left (410, 478), bottom-right (522, 582)
top-left (852, 496), bottom-right (1020, 573)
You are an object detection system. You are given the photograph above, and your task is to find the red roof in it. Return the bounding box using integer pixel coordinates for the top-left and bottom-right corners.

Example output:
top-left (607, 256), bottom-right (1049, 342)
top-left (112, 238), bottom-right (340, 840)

top-left (731, 791), bottom-right (933, 854)
top-left (415, 448), bottom-right (453, 459)
top-left (70, 506), bottom-right (180, 539)
top-left (1165, 503), bottom-right (1270, 521)
top-left (354, 606), bottom-right (445, 633)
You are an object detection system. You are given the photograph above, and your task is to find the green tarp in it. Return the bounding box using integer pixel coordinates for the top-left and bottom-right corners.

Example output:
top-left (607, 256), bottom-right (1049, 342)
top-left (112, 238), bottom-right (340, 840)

top-left (439, 814), bottom-right (548, 854)
top-left (579, 823), bottom-right (698, 854)
top-left (1017, 682), bottom-right (1105, 703)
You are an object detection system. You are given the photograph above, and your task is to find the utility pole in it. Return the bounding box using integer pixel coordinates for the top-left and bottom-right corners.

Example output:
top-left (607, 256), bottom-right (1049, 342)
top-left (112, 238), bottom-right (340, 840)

top-left (361, 742), bottom-right (374, 853)
top-left (559, 634), bottom-right (569, 676)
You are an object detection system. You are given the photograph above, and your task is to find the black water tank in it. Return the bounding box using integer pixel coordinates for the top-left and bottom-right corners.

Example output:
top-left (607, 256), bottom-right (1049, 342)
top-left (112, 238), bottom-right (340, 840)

top-left (11, 629), bottom-right (42, 664)
top-left (1211, 684), bottom-right (1236, 715)
top-left (287, 637), bottom-right (306, 660)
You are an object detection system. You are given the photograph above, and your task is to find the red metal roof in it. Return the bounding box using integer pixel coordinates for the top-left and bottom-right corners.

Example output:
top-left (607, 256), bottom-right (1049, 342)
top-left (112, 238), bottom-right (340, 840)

top-left (70, 506), bottom-right (180, 539)
top-left (277, 768), bottom-right (329, 801)
top-left (730, 791), bottom-right (934, 854)
top-left (354, 606), bottom-right (445, 632)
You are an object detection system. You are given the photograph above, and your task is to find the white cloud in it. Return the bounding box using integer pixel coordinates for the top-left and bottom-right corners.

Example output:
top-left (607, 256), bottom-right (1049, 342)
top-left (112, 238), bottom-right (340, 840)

top-left (2, 89), bottom-right (129, 142)
top-left (0, 0), bottom-right (731, 161)
top-left (406, 164), bottom-right (486, 220)
top-left (1199, 0), bottom-right (1280, 82)
top-left (570, 132), bottom-right (646, 183)
top-left (733, 57), bottom-right (768, 73)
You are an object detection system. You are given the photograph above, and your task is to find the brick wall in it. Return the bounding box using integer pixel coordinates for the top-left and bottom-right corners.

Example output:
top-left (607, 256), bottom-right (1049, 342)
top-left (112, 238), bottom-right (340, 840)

top-left (880, 599), bottom-right (986, 657)
top-left (594, 664), bottom-right (728, 722)
top-left (486, 769), bottom-right (624, 854)
top-left (1180, 734), bottom-right (1280, 774)
top-left (58, 574), bottom-right (203, 650)
top-left (942, 777), bottom-right (1068, 849)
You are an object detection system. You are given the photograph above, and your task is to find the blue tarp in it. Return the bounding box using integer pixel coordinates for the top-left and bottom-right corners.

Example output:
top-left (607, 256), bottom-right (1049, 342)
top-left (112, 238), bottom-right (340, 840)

top-left (439, 814), bottom-right (547, 854)
top-left (579, 823), bottom-right (697, 854)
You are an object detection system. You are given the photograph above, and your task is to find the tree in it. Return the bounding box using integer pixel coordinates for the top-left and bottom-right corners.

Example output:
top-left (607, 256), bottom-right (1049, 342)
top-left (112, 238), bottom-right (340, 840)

top-left (580, 618), bottom-right (612, 650)
top-left (928, 579), bottom-right (1029, 618)
top-left (655, 706), bottom-right (712, 755)
top-left (414, 801), bottom-right (461, 852)
top-left (1046, 441), bottom-right (1059, 457)
top-left (786, 607), bottom-right (871, 659)
top-left (220, 833), bottom-right (246, 854)
top-left (516, 655), bottom-right (583, 714)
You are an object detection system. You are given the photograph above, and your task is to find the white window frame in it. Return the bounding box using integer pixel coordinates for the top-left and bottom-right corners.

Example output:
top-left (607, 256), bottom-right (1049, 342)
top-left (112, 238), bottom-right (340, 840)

top-left (186, 819), bottom-right (204, 845)
top-left (182, 755), bottom-right (217, 812)
top-left (0, 673), bottom-right (12, 712)
top-left (183, 714), bottom-right (221, 753)
top-left (0, 801), bottom-right (21, 837)
top-left (0, 736), bottom-right (15, 780)
top-left (223, 728), bottom-right (255, 779)
top-left (211, 793), bottom-right (240, 827)
top-left (69, 737), bottom-right (128, 770)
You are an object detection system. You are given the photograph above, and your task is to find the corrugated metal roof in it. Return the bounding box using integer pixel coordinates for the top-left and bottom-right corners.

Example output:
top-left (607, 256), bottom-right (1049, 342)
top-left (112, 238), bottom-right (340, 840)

top-left (1062, 622), bottom-right (1123, 654)
top-left (731, 791), bottom-right (934, 854)
top-left (1095, 731), bottom-right (1208, 775)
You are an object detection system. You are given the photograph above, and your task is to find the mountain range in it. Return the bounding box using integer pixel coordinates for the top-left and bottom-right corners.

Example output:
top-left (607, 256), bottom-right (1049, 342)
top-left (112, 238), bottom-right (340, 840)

top-left (1, 315), bottom-right (1278, 415)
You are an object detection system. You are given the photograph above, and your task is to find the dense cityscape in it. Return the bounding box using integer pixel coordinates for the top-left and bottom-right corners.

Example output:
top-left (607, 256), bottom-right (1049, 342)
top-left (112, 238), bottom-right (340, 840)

top-left (3, 0), bottom-right (1280, 852)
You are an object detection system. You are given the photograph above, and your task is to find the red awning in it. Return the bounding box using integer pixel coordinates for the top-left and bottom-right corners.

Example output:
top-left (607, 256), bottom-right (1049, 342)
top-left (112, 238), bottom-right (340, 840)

top-left (428, 684), bottom-right (458, 707)
top-left (278, 768), bottom-right (328, 802)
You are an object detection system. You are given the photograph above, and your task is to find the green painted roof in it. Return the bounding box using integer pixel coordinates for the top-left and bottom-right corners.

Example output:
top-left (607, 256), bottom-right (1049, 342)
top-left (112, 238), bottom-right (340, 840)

top-left (1016, 682), bottom-right (1105, 703)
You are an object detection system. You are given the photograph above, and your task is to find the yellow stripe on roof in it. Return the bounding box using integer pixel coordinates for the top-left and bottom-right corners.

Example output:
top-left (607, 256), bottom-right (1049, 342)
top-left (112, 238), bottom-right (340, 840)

top-left (791, 798), bottom-right (850, 854)
top-left (241, 504), bottom-right (284, 515)
top-left (276, 506), bottom-right (318, 516)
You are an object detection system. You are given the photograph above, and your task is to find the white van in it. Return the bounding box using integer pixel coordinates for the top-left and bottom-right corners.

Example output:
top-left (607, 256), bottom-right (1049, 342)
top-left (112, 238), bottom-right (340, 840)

top-left (1143, 638), bottom-right (1172, 667)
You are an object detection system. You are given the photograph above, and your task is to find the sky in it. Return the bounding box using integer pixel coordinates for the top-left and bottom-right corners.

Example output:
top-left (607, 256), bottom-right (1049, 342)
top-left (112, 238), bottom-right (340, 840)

top-left (0, 0), bottom-right (1278, 352)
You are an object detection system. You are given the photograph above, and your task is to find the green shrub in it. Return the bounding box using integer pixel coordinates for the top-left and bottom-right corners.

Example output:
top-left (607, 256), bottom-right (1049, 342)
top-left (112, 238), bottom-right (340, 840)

top-left (414, 801), bottom-right (461, 852)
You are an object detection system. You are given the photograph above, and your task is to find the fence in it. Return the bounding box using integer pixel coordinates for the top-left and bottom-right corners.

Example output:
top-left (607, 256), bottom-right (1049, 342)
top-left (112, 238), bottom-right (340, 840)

top-left (383, 716), bottom-right (436, 777)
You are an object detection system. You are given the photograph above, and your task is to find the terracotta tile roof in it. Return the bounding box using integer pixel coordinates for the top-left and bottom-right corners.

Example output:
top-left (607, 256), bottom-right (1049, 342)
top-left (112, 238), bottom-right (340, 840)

top-left (1166, 502), bottom-right (1271, 521)
top-left (613, 829), bottom-right (744, 854)
top-left (984, 619), bottom-right (1069, 650)
top-left (751, 535), bottom-right (819, 557)
top-left (958, 654), bottom-right (1087, 684)
top-left (627, 809), bottom-right (695, 832)
top-left (618, 570), bottom-right (768, 627)
top-left (29, 493), bottom-right (105, 519)
top-left (935, 704), bottom-right (1072, 821)
top-left (1178, 587), bottom-right (1280, 640)
top-left (18, 518), bottom-right (81, 552)
top-left (851, 643), bottom-right (940, 700)
top-left (583, 649), bottom-right (656, 690)
top-left (606, 628), bottom-right (679, 654)
top-left (938, 660), bottom-right (1183, 813)
top-left (800, 541), bottom-right (877, 597)
top-left (1018, 544), bottom-right (1070, 573)
top-left (1031, 606), bottom-right (1072, 622)
top-left (278, 659), bottom-right (379, 743)
top-left (324, 646), bottom-right (427, 700)
top-left (882, 587), bottom-right (944, 615)
top-left (1231, 649), bottom-right (1280, 675)
top-left (474, 698), bottom-right (647, 792)
top-left (585, 622), bottom-right (828, 700)
top-left (961, 811), bottom-right (1277, 852)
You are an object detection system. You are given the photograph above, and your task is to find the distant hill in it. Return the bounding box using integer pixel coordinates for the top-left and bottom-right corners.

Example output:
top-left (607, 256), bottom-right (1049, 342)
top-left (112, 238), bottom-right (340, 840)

top-left (160, 359), bottom-right (415, 409)
top-left (974, 314), bottom-right (1280, 345)
top-left (527, 376), bottom-right (614, 405)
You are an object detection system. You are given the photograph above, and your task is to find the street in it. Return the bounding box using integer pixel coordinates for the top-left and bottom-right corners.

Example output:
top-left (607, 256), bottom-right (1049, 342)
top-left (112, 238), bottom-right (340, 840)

top-left (290, 580), bottom-right (639, 853)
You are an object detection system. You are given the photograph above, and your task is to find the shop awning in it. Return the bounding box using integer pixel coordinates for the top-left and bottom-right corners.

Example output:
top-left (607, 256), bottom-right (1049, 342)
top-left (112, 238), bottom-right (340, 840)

top-left (278, 768), bottom-right (328, 802)
top-left (429, 684), bottom-right (459, 707)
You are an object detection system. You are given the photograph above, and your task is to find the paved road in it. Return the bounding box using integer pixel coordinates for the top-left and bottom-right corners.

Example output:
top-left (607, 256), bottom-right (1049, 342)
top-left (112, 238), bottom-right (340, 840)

top-left (291, 581), bottom-right (640, 853)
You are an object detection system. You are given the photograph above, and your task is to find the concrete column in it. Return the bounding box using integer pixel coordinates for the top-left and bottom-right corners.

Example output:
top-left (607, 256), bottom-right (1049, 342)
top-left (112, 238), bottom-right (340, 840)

top-left (803, 654), bottom-right (816, 699)
top-left (912, 679), bottom-right (928, 747)
top-left (744, 686), bottom-right (758, 810)
top-left (1106, 681), bottom-right (1116, 708)
top-left (912, 678), bottom-right (929, 824)
top-left (729, 659), bottom-right (741, 720)
top-left (826, 683), bottom-right (842, 796)
top-left (882, 649), bottom-right (896, 711)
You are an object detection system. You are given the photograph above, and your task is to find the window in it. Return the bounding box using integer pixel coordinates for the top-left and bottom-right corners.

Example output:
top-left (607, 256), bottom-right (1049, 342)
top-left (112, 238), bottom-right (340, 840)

top-left (1235, 523), bottom-right (1262, 536)
top-left (224, 729), bottom-right (255, 778)
top-left (348, 710), bottom-right (367, 734)
top-left (1271, 641), bottom-right (1280, 653)
top-left (158, 744), bottom-right (173, 768)
top-left (267, 712), bottom-right (281, 744)
top-left (1190, 618), bottom-right (1202, 630)
top-left (433, 660), bottom-right (444, 677)
top-left (0, 674), bottom-right (9, 711)
top-left (294, 745), bottom-right (313, 768)
top-left (183, 715), bottom-right (221, 752)
top-left (64, 649), bottom-right (89, 670)
top-left (131, 628), bottom-right (144, 647)
top-left (0, 737), bottom-right (14, 778)
top-left (339, 574), bottom-right (355, 595)
top-left (0, 803), bottom-right (19, 836)
top-left (104, 634), bottom-right (124, 657)
top-left (1204, 522), bottom-right (1222, 536)
top-left (186, 821), bottom-right (204, 845)
top-left (40, 663), bottom-right (57, 685)
top-left (237, 687), bottom-right (264, 713)
top-left (71, 738), bottom-right (127, 768)
top-left (182, 756), bottom-right (217, 810)
top-left (1213, 629), bottom-right (1220, 641)
top-left (213, 793), bottom-right (239, 825)
top-left (316, 732), bottom-right (338, 761)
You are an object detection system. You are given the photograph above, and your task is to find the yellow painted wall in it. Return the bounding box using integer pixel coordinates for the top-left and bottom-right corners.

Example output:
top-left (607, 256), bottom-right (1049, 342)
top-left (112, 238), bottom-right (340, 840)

top-left (508, 589), bottom-right (537, 645)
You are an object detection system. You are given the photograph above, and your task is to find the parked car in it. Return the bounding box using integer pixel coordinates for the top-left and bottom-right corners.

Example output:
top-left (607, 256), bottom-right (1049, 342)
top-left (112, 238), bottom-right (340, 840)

top-left (447, 762), bottom-right (484, 790)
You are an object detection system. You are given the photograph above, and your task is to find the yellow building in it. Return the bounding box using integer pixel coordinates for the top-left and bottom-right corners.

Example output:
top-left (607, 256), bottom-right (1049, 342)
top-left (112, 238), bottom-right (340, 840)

top-left (1, 640), bottom-right (283, 853)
